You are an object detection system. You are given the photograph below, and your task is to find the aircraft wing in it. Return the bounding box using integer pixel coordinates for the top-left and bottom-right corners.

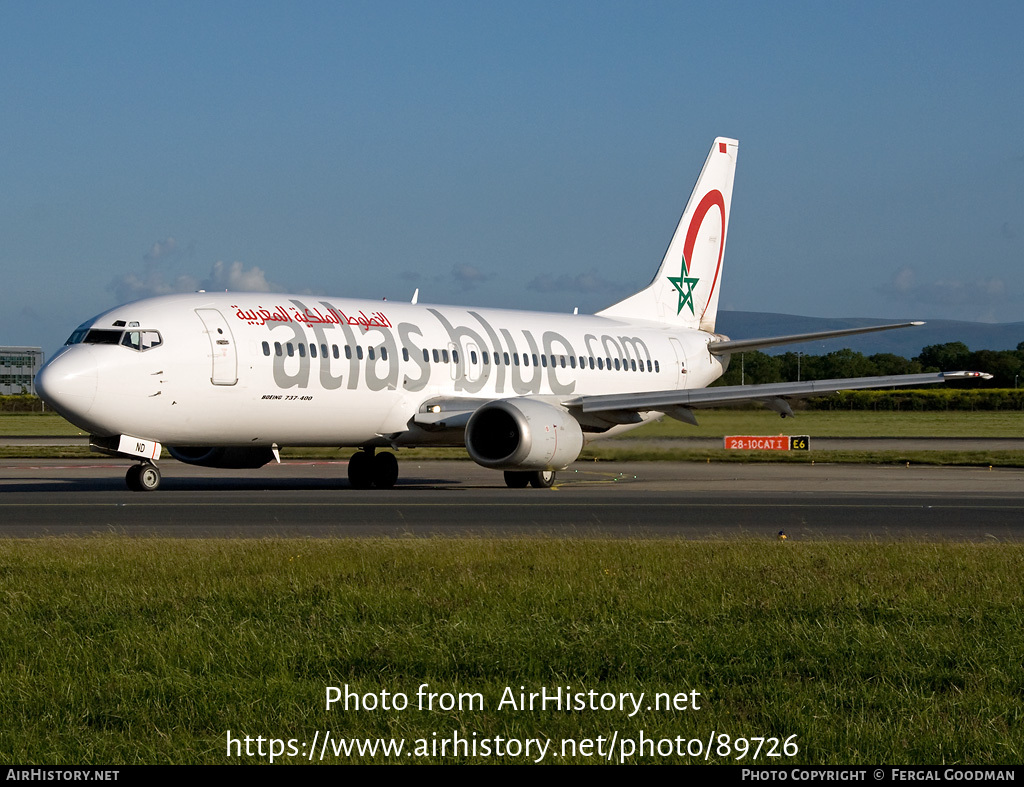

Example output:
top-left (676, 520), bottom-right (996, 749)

top-left (706, 321), bottom-right (924, 355)
top-left (577, 371), bottom-right (991, 422)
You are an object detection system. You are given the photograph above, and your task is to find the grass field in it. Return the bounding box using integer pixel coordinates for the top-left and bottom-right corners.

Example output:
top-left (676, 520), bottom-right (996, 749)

top-left (1, 538), bottom-right (1022, 765)
top-left (0, 412), bottom-right (85, 436)
top-left (619, 409), bottom-right (1024, 439)
top-left (3, 410), bottom-right (1023, 765)
top-left (4, 410), bottom-right (1024, 465)
top-left (4, 408), bottom-right (1023, 438)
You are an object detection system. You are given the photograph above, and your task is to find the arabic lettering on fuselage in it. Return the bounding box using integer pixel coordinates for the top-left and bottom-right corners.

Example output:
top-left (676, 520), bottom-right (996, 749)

top-left (230, 304), bottom-right (392, 330)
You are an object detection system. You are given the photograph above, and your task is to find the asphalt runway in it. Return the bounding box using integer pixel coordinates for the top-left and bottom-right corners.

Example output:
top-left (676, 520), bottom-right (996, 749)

top-left (2, 458), bottom-right (1023, 540)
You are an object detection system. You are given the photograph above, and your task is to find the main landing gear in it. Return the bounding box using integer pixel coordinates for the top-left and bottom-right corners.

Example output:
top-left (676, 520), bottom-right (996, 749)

top-left (503, 470), bottom-right (556, 489)
top-left (347, 448), bottom-right (399, 489)
top-left (126, 461), bottom-right (161, 492)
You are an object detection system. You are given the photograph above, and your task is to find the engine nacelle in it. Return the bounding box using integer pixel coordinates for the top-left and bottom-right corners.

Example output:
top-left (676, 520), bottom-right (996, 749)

top-left (465, 398), bottom-right (584, 471)
top-left (167, 446), bottom-right (277, 469)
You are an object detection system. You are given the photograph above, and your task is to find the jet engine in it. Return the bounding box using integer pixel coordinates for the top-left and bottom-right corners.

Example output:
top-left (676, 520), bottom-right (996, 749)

top-left (464, 398), bottom-right (584, 471)
top-left (167, 446), bottom-right (277, 469)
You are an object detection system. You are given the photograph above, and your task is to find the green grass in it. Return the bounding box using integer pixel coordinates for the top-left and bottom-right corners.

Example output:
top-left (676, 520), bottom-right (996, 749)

top-left (580, 447), bottom-right (1024, 467)
top-left (5, 409), bottom-right (1024, 439)
top-left (4, 410), bottom-right (1024, 466)
top-left (1, 539), bottom-right (1022, 764)
top-left (617, 409), bottom-right (1024, 439)
top-left (0, 412), bottom-right (85, 436)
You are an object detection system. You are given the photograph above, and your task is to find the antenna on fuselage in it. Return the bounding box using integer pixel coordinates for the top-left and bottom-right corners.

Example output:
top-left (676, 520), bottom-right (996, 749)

top-left (411, 288), bottom-right (419, 305)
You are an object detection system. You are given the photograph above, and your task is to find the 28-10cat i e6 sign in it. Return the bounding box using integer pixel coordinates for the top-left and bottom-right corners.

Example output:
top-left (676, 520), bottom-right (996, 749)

top-left (724, 436), bottom-right (809, 451)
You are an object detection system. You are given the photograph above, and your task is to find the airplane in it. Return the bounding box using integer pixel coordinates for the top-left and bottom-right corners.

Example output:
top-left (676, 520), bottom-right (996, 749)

top-left (35, 137), bottom-right (990, 491)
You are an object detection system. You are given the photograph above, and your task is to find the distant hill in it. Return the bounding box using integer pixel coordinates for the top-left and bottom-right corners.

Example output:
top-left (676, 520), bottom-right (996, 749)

top-left (715, 311), bottom-right (1024, 358)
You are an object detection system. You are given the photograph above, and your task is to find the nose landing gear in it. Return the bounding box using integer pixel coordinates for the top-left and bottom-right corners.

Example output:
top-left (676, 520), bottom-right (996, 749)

top-left (126, 462), bottom-right (162, 492)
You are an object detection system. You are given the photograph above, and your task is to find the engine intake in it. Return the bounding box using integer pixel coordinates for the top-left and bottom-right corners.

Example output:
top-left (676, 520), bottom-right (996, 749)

top-left (465, 398), bottom-right (584, 471)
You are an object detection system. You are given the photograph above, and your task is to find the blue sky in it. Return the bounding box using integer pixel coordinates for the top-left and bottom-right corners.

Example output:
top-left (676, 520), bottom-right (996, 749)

top-left (3, 1), bottom-right (1023, 354)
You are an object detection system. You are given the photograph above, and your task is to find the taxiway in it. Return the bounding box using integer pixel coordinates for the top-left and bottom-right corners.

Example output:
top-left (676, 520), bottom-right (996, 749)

top-left (1, 459), bottom-right (1021, 540)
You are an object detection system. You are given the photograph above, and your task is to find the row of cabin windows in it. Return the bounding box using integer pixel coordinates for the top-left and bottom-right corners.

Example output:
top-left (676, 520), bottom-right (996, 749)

top-left (261, 341), bottom-right (387, 361)
top-left (261, 341), bottom-right (660, 374)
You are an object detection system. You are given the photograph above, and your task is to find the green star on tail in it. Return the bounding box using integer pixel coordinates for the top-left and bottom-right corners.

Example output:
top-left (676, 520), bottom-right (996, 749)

top-left (668, 272), bottom-right (700, 315)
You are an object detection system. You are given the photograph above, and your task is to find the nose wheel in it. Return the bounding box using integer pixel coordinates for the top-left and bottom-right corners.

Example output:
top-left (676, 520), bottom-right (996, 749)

top-left (126, 462), bottom-right (162, 492)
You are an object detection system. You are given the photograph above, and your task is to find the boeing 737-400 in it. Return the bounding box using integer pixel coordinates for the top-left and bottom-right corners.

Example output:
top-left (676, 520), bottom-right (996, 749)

top-left (35, 138), bottom-right (989, 490)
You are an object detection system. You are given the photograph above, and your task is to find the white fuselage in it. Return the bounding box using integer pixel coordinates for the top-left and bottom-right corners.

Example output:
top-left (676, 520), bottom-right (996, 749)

top-left (40, 291), bottom-right (727, 449)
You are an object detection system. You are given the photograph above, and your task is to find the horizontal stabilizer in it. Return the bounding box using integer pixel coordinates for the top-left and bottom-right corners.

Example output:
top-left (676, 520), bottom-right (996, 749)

top-left (707, 322), bottom-right (924, 356)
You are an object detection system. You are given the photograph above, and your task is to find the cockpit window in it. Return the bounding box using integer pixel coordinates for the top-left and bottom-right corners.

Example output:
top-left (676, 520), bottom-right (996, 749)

top-left (120, 331), bottom-right (162, 351)
top-left (83, 330), bottom-right (123, 345)
top-left (65, 328), bottom-right (89, 345)
top-left (64, 328), bottom-right (163, 350)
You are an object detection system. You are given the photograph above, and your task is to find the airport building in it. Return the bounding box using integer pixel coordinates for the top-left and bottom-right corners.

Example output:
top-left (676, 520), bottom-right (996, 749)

top-left (1, 347), bottom-right (44, 395)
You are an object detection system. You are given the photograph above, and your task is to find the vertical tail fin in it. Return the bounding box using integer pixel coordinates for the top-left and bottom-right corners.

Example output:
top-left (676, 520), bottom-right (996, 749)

top-left (597, 137), bottom-right (738, 331)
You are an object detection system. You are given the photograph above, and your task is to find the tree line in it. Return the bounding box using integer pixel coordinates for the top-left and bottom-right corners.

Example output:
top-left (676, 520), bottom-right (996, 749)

top-left (717, 342), bottom-right (1024, 389)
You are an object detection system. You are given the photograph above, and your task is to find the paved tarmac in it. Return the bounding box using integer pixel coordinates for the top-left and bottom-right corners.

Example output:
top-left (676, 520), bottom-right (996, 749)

top-left (1, 459), bottom-right (1022, 540)
top-left (6, 436), bottom-right (1024, 450)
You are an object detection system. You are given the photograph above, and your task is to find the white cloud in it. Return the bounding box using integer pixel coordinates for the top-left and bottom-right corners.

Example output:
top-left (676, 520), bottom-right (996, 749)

top-left (527, 271), bottom-right (625, 296)
top-left (109, 259), bottom-right (279, 302)
top-left (201, 260), bottom-right (276, 292)
top-left (450, 263), bottom-right (493, 290)
top-left (876, 265), bottom-right (1012, 321)
top-left (144, 237), bottom-right (179, 261)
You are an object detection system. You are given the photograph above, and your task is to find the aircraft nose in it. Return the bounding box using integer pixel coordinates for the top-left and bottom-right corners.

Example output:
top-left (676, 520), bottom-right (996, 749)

top-left (36, 348), bottom-right (97, 418)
